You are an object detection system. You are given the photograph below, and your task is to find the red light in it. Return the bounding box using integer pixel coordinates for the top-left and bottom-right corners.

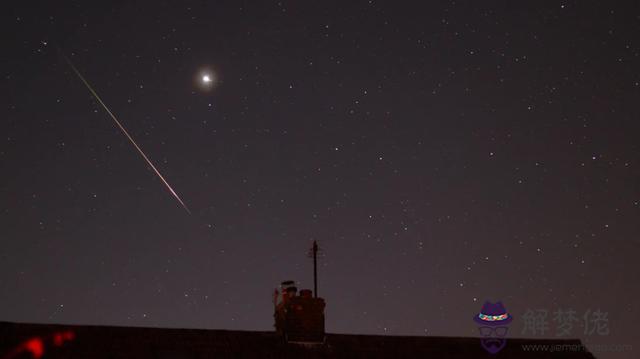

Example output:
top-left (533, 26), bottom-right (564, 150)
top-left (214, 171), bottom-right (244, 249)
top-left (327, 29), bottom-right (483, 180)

top-left (53, 330), bottom-right (75, 347)
top-left (63, 331), bottom-right (75, 341)
top-left (53, 333), bottom-right (63, 346)
top-left (23, 338), bottom-right (44, 358)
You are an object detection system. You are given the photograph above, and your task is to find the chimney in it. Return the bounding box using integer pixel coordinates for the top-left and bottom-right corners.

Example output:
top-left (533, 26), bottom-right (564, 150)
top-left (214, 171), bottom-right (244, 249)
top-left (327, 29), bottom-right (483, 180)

top-left (280, 280), bottom-right (297, 303)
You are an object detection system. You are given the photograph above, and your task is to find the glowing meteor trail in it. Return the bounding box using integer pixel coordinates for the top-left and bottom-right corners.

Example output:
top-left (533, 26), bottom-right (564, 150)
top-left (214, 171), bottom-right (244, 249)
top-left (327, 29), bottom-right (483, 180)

top-left (63, 55), bottom-right (191, 214)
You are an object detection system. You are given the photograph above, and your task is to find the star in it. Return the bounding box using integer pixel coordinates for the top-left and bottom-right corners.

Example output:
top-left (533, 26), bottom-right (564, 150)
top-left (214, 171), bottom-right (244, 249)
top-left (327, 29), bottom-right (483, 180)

top-left (196, 70), bottom-right (217, 90)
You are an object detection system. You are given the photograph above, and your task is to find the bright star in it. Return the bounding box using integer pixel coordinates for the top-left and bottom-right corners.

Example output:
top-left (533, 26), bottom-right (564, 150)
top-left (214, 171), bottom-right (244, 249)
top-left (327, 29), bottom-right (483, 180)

top-left (196, 69), bottom-right (218, 91)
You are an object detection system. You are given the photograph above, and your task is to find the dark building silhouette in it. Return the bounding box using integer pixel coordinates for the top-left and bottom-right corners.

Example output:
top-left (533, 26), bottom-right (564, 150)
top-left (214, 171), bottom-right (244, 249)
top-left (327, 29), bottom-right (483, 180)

top-left (274, 280), bottom-right (326, 343)
top-left (0, 321), bottom-right (596, 358)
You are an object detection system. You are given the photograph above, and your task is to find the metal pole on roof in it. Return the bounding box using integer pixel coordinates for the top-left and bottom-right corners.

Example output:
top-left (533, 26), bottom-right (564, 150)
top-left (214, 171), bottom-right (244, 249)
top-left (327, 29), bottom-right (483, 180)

top-left (312, 240), bottom-right (318, 298)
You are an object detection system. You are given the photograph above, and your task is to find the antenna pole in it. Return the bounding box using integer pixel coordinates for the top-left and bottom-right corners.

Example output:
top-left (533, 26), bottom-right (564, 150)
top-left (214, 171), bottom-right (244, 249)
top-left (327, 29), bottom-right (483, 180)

top-left (312, 240), bottom-right (318, 298)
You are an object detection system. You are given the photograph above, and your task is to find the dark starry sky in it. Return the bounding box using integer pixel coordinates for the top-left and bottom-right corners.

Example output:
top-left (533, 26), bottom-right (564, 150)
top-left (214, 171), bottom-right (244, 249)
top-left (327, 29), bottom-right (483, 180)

top-left (2, 1), bottom-right (639, 357)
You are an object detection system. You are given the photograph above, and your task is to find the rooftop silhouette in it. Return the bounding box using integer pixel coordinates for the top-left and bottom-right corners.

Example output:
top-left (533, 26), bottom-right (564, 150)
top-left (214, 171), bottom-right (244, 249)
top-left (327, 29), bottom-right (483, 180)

top-left (0, 321), bottom-right (596, 358)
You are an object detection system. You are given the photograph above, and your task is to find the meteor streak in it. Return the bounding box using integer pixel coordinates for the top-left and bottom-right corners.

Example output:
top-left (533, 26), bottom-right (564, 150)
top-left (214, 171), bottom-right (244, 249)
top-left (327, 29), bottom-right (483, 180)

top-left (63, 55), bottom-right (191, 214)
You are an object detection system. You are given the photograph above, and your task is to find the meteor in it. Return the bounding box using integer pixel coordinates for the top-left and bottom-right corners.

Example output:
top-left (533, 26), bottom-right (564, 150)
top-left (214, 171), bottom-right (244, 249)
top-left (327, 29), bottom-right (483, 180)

top-left (62, 55), bottom-right (191, 215)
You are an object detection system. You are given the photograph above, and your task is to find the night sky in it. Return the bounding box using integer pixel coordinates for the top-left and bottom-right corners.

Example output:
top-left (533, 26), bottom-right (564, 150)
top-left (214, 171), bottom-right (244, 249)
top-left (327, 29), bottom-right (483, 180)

top-left (2, 1), bottom-right (639, 357)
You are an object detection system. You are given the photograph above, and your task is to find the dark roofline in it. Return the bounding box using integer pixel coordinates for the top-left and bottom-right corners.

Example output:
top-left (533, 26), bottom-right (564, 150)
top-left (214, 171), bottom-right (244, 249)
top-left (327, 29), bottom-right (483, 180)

top-left (0, 321), bottom-right (596, 358)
